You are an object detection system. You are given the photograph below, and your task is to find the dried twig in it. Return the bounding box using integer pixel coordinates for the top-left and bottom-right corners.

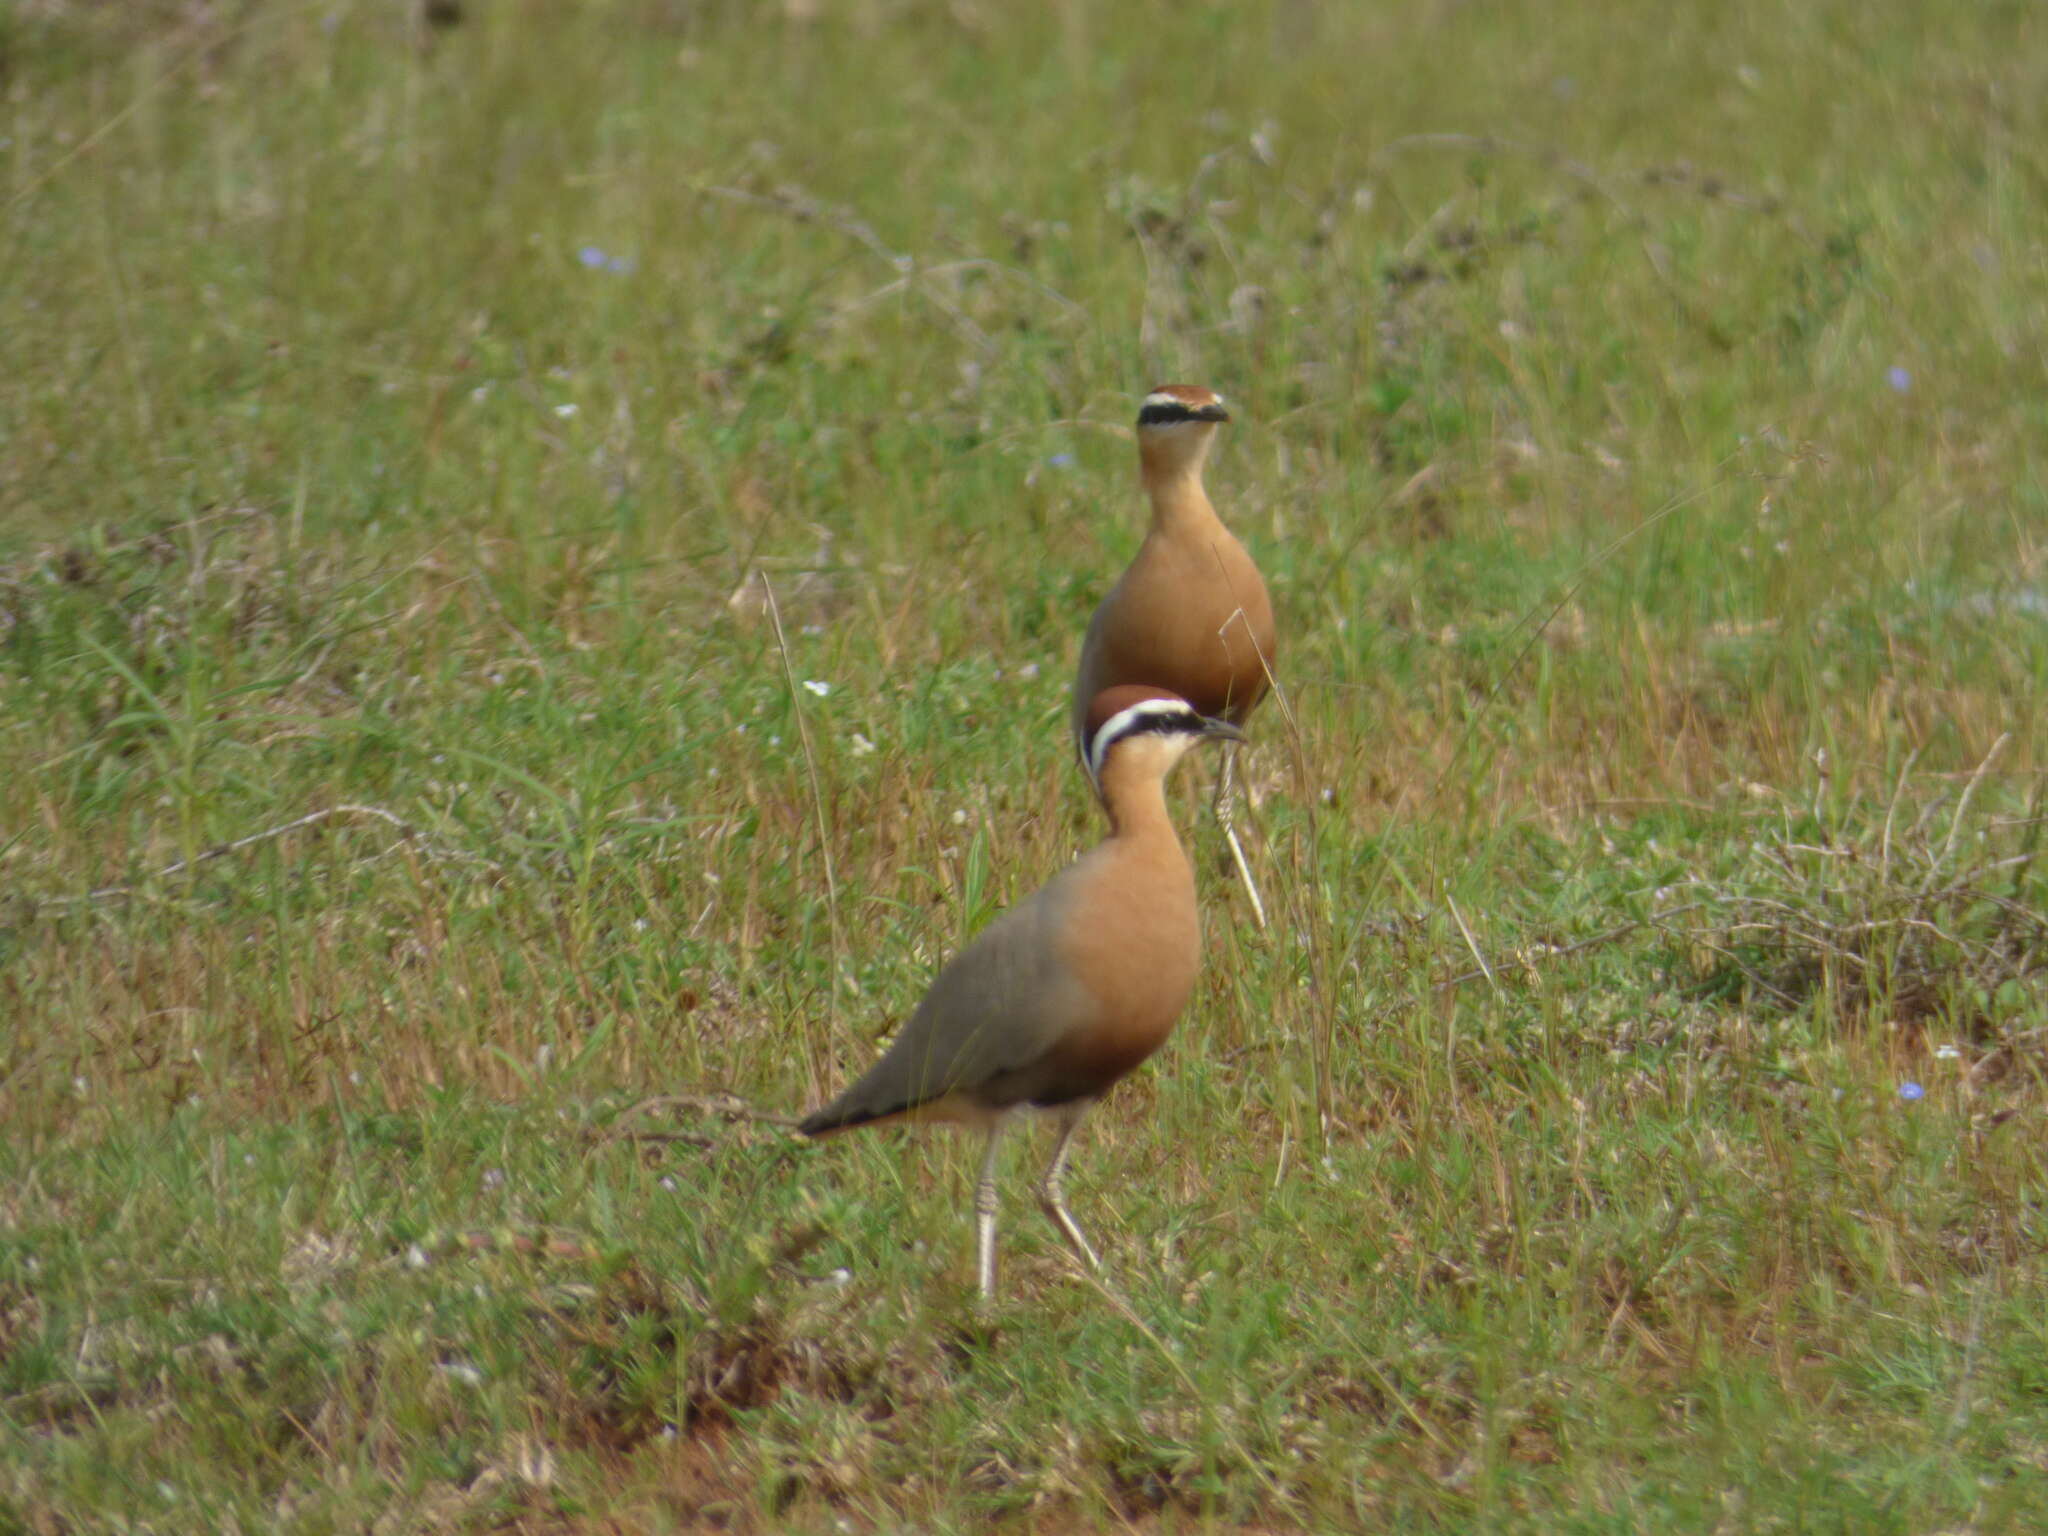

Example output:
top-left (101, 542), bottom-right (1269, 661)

top-left (1931, 733), bottom-right (2009, 885)
top-left (687, 180), bottom-right (1009, 355)
top-left (761, 573), bottom-right (847, 1000)
top-left (1443, 889), bottom-right (1497, 995)
top-left (611, 1091), bottom-right (802, 1134)
top-left (42, 804), bottom-right (489, 906)
top-left (1432, 904), bottom-right (1713, 992)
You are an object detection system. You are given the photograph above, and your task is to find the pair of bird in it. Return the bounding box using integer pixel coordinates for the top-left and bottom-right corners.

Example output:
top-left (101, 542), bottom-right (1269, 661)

top-left (798, 385), bottom-right (1276, 1299)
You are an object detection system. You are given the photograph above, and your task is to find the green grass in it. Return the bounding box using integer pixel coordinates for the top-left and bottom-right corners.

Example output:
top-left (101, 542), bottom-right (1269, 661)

top-left (3, 0), bottom-right (2047, 1528)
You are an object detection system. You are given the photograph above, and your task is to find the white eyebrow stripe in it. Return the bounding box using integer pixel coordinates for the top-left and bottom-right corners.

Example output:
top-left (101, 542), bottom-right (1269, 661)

top-left (1087, 698), bottom-right (1198, 781)
top-left (1140, 390), bottom-right (1225, 413)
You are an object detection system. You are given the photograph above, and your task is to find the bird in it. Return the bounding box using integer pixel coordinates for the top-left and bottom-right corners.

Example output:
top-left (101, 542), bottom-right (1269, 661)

top-left (799, 686), bottom-right (1246, 1300)
top-left (1071, 384), bottom-right (1277, 927)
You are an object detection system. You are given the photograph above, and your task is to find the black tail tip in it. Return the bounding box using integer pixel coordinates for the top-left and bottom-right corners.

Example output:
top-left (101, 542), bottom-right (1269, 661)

top-left (797, 1107), bottom-right (846, 1137)
top-left (799, 1097), bottom-right (906, 1138)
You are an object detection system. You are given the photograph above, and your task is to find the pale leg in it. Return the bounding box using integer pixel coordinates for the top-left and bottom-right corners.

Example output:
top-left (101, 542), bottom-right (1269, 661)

top-left (1214, 743), bottom-right (1268, 930)
top-left (974, 1121), bottom-right (1007, 1300)
top-left (1034, 1103), bottom-right (1103, 1272)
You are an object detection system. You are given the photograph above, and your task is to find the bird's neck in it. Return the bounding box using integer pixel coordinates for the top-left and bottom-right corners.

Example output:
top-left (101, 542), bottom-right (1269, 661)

top-left (1140, 455), bottom-right (1218, 536)
top-left (1097, 760), bottom-right (1180, 845)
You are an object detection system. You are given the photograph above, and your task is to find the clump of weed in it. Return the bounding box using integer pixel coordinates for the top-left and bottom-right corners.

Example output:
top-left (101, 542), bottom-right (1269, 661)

top-left (1667, 744), bottom-right (2047, 1065)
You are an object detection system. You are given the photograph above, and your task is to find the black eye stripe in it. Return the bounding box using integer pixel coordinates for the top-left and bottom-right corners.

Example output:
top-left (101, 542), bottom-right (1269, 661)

top-left (1136, 400), bottom-right (1228, 427)
top-left (1087, 704), bottom-right (1205, 779)
top-left (1112, 710), bottom-right (1201, 744)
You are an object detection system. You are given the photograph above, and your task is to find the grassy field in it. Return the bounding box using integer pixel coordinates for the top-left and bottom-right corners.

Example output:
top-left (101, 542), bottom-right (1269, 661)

top-left (4, 0), bottom-right (2047, 1528)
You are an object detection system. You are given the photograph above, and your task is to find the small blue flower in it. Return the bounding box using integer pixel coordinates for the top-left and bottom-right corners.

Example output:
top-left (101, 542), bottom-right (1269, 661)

top-left (1886, 365), bottom-right (1911, 394)
top-left (1898, 1081), bottom-right (1925, 1102)
top-left (576, 245), bottom-right (634, 275)
top-left (1047, 453), bottom-right (1076, 468)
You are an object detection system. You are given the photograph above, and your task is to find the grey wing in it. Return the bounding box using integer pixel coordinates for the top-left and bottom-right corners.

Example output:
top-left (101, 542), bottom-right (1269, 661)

top-left (800, 877), bottom-right (1096, 1133)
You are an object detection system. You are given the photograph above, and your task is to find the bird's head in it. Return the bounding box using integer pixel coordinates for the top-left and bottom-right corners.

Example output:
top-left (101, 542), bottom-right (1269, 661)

top-left (1083, 684), bottom-right (1246, 794)
top-left (1135, 384), bottom-right (1229, 479)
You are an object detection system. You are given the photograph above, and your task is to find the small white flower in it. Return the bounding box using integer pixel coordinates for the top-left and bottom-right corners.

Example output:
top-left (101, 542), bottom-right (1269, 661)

top-left (481, 1168), bottom-right (505, 1190)
top-left (1016, 662), bottom-right (1041, 680)
top-left (659, 1176), bottom-right (678, 1192)
top-left (437, 1359), bottom-right (483, 1388)
top-left (1934, 1044), bottom-right (1961, 1061)
top-left (803, 679), bottom-right (830, 697)
top-left (406, 1244), bottom-right (430, 1270)
top-left (553, 403), bottom-right (578, 418)
top-left (829, 1267), bottom-right (852, 1286)
top-left (951, 809), bottom-right (968, 826)
top-left (848, 733), bottom-right (877, 758)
